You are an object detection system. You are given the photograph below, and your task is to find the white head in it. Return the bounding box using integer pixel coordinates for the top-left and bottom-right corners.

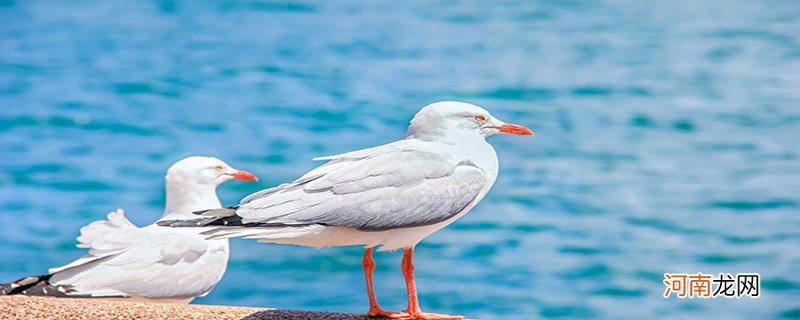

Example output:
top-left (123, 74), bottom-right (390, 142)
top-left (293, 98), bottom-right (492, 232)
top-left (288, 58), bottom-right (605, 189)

top-left (404, 101), bottom-right (534, 142)
top-left (162, 156), bottom-right (257, 219)
top-left (165, 156), bottom-right (258, 185)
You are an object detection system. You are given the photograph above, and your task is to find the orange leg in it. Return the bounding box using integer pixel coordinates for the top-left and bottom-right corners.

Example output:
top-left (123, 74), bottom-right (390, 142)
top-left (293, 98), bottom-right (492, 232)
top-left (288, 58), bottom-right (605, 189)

top-left (363, 248), bottom-right (408, 318)
top-left (400, 248), bottom-right (464, 320)
top-left (401, 247), bottom-right (423, 316)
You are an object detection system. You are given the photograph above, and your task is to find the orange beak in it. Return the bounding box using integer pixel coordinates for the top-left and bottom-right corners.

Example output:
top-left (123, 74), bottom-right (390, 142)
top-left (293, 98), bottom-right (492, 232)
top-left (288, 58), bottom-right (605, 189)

top-left (490, 124), bottom-right (534, 136)
top-left (228, 170), bottom-right (259, 181)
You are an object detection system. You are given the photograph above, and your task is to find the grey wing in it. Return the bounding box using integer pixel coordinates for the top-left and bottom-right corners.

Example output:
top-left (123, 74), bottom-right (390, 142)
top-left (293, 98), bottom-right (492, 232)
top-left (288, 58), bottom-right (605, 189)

top-left (240, 183), bottom-right (291, 205)
top-left (233, 148), bottom-right (489, 231)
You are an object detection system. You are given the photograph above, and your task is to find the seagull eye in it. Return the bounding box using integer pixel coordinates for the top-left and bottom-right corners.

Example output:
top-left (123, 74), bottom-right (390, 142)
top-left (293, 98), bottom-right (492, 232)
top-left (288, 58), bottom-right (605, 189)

top-left (212, 165), bottom-right (224, 171)
top-left (474, 115), bottom-right (487, 122)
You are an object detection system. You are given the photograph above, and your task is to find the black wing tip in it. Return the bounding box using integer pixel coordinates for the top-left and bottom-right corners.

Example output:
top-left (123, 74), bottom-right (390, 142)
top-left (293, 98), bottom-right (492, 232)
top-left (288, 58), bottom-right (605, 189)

top-left (161, 211), bottom-right (315, 229)
top-left (203, 215), bottom-right (245, 226)
top-left (156, 220), bottom-right (174, 227)
top-left (158, 216), bottom-right (244, 228)
top-left (156, 219), bottom-right (205, 227)
top-left (193, 206), bottom-right (238, 216)
top-left (193, 209), bottom-right (213, 215)
top-left (0, 274), bottom-right (68, 296)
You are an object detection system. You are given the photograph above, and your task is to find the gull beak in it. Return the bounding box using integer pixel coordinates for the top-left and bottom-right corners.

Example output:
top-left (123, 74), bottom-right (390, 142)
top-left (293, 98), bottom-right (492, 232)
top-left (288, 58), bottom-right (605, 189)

top-left (489, 123), bottom-right (534, 136)
top-left (228, 170), bottom-right (259, 181)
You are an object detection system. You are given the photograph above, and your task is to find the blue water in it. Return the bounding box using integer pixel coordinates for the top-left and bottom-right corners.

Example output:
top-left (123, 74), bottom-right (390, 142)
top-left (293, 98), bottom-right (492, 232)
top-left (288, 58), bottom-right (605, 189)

top-left (1, 1), bottom-right (799, 319)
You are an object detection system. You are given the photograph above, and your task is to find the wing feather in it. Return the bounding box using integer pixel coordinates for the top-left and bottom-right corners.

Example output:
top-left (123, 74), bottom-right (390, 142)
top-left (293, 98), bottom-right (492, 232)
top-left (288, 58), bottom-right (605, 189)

top-left (231, 141), bottom-right (488, 231)
top-left (49, 209), bottom-right (139, 274)
top-left (46, 209), bottom-right (221, 299)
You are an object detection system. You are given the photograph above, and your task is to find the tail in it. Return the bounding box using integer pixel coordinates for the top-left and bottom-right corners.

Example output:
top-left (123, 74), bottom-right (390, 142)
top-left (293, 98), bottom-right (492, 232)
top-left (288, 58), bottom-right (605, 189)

top-left (0, 274), bottom-right (74, 296)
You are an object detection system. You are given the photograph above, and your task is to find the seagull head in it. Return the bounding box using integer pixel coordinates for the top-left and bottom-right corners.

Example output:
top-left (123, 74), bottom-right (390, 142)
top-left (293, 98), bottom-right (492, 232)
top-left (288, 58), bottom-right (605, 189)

top-left (405, 101), bottom-right (533, 142)
top-left (166, 156), bottom-right (258, 186)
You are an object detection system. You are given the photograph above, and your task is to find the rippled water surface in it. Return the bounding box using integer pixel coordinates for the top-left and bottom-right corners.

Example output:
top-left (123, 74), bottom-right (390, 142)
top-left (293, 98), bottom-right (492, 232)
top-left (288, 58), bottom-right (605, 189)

top-left (2, 1), bottom-right (799, 319)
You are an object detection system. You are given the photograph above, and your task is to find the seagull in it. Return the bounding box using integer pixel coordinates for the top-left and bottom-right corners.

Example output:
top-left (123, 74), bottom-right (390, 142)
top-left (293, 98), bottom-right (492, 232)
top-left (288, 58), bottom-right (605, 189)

top-left (159, 101), bottom-right (533, 318)
top-left (0, 156), bottom-right (258, 303)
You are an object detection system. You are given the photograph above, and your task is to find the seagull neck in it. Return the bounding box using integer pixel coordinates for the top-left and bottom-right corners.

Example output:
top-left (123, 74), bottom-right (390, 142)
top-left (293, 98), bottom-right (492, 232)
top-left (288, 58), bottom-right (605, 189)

top-left (405, 128), bottom-right (484, 145)
top-left (161, 178), bottom-right (222, 220)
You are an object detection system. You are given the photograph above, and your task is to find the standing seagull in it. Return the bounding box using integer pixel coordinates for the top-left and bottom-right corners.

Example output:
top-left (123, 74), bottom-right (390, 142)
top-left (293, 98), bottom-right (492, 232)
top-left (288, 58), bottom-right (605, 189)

top-left (0, 156), bottom-right (258, 303)
top-left (160, 101), bottom-right (533, 318)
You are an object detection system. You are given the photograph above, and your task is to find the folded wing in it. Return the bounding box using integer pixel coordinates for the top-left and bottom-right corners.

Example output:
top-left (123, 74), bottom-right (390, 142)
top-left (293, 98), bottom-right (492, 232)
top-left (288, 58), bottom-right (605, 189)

top-left (46, 209), bottom-right (217, 299)
top-left (212, 141), bottom-right (489, 231)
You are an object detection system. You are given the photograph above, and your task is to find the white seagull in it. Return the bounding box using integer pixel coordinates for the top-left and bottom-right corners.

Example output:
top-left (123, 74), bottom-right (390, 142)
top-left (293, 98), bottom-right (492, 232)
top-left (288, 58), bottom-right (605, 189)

top-left (0, 156), bottom-right (258, 303)
top-left (160, 101), bottom-right (533, 318)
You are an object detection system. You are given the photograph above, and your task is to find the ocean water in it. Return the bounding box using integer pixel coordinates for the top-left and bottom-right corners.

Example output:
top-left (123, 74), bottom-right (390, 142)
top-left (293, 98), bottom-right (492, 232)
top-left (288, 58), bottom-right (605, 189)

top-left (1, 0), bottom-right (799, 319)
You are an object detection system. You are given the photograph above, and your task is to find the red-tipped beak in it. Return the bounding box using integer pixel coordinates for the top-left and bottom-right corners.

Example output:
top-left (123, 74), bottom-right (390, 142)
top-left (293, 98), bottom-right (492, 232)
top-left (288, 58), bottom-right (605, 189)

top-left (491, 124), bottom-right (534, 135)
top-left (228, 170), bottom-right (259, 181)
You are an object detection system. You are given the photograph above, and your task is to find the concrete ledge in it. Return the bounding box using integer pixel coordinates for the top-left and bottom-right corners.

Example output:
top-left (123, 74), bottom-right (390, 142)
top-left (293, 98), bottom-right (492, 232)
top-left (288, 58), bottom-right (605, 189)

top-left (0, 295), bottom-right (370, 320)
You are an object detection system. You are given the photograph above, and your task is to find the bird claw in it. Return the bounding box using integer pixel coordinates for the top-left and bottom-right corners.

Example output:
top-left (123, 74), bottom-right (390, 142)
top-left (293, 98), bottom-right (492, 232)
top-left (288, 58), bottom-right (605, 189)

top-left (369, 310), bottom-right (464, 320)
top-left (367, 308), bottom-right (409, 318)
top-left (402, 311), bottom-right (466, 320)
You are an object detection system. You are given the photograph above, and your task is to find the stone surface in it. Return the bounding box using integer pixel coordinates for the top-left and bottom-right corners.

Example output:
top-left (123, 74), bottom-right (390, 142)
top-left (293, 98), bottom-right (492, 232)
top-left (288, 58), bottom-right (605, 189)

top-left (0, 295), bottom-right (465, 319)
top-left (0, 295), bottom-right (370, 320)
